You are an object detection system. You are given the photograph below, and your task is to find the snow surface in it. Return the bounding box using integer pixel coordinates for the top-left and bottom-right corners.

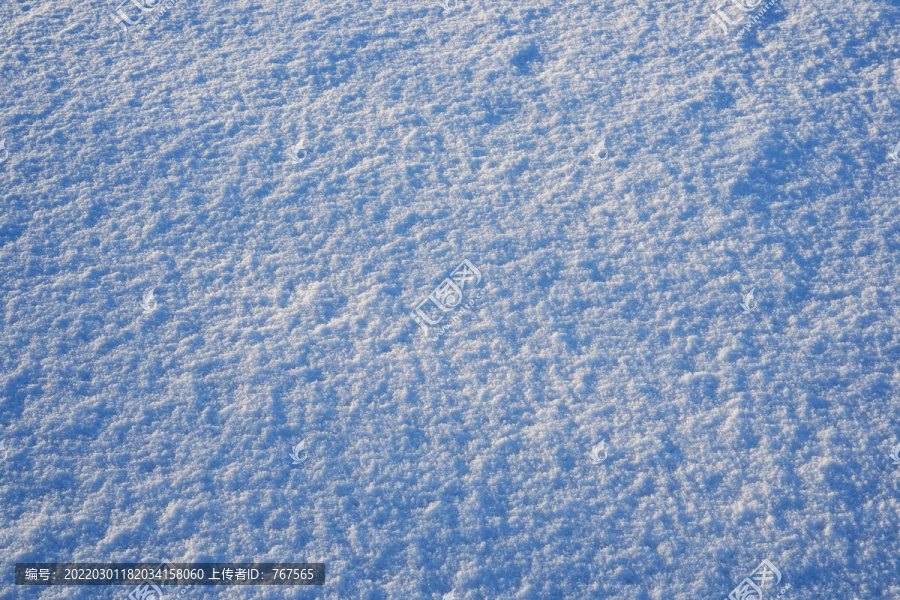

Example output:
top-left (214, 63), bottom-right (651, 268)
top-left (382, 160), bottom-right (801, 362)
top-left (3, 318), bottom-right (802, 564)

top-left (1, 0), bottom-right (900, 597)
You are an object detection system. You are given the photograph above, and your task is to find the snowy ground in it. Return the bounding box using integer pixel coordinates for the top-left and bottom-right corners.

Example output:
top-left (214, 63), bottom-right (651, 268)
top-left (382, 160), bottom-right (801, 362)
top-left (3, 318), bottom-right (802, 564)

top-left (1, 0), bottom-right (900, 597)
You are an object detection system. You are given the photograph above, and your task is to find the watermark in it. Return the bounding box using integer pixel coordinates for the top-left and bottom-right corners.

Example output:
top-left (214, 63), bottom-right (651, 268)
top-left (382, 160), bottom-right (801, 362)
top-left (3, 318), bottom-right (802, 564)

top-left (774, 583), bottom-right (792, 598)
top-left (289, 439), bottom-right (309, 465)
top-left (289, 141), bottom-right (306, 164)
top-left (17, 563), bottom-right (322, 587)
top-left (126, 559), bottom-right (190, 600)
top-left (727, 559), bottom-right (782, 600)
top-left (732, 0), bottom-right (781, 40)
top-left (891, 441), bottom-right (900, 466)
top-left (710, 0), bottom-right (781, 40)
top-left (731, 0), bottom-right (781, 40)
top-left (710, 0), bottom-right (755, 34)
top-left (889, 141), bottom-right (900, 164)
top-left (110, 0), bottom-right (180, 43)
top-left (128, 581), bottom-right (169, 599)
top-left (740, 289), bottom-right (757, 313)
top-left (0, 440), bottom-right (7, 460)
top-left (402, 0), bottom-right (460, 11)
top-left (589, 441), bottom-right (608, 465)
top-left (0, 139), bottom-right (8, 163)
top-left (141, 290), bottom-right (157, 314)
top-left (433, 287), bottom-right (486, 339)
top-left (412, 259), bottom-right (482, 336)
top-left (591, 139), bottom-right (608, 164)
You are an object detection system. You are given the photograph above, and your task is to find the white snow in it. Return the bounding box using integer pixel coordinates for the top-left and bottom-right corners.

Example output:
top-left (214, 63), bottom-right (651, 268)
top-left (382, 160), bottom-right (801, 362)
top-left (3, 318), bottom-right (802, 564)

top-left (1, 0), bottom-right (900, 597)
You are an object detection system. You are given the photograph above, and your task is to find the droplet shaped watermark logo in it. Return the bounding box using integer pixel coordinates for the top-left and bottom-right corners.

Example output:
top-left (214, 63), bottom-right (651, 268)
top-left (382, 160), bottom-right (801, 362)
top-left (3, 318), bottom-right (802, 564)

top-left (290, 439), bottom-right (310, 464)
top-left (891, 441), bottom-right (900, 466)
top-left (0, 139), bottom-right (7, 164)
top-left (290, 140), bottom-right (306, 164)
top-left (589, 441), bottom-right (608, 465)
top-left (727, 559), bottom-right (782, 600)
top-left (141, 289), bottom-right (157, 314)
top-left (740, 288), bottom-right (757, 313)
top-left (890, 141), bottom-right (900, 164)
top-left (591, 139), bottom-right (608, 164)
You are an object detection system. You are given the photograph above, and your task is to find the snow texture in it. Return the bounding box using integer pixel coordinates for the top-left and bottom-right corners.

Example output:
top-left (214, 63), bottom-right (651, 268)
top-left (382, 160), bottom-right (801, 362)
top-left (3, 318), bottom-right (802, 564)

top-left (1, 0), bottom-right (900, 597)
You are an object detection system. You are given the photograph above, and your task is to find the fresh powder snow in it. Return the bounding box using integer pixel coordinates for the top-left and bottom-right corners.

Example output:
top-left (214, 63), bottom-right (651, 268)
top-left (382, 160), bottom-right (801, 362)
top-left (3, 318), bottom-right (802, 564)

top-left (1, 0), bottom-right (899, 597)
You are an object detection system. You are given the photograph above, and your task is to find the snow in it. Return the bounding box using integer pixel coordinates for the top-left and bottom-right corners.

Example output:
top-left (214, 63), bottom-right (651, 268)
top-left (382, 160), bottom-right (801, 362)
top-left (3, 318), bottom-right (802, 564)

top-left (1, 0), bottom-right (900, 597)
